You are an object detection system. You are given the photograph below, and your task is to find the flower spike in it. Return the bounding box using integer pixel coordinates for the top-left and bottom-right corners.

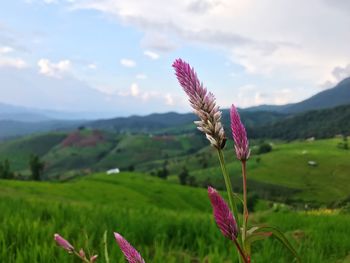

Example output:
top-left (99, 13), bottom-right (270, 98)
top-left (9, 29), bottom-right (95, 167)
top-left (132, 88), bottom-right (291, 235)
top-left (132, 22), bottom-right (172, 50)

top-left (173, 58), bottom-right (226, 149)
top-left (208, 186), bottom-right (238, 240)
top-left (114, 232), bottom-right (145, 263)
top-left (230, 104), bottom-right (250, 161)
top-left (54, 233), bottom-right (74, 253)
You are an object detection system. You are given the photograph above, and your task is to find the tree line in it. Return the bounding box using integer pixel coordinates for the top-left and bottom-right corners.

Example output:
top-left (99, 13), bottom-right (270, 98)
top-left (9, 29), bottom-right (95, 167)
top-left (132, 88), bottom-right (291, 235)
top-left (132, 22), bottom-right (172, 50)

top-left (0, 154), bottom-right (45, 181)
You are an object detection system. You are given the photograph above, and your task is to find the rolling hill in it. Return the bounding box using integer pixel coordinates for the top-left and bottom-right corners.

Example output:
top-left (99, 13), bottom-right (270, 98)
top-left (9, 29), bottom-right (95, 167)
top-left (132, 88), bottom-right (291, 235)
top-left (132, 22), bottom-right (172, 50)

top-left (0, 126), bottom-right (349, 207)
top-left (86, 110), bottom-right (287, 134)
top-left (249, 104), bottom-right (350, 139)
top-left (0, 129), bottom-right (207, 179)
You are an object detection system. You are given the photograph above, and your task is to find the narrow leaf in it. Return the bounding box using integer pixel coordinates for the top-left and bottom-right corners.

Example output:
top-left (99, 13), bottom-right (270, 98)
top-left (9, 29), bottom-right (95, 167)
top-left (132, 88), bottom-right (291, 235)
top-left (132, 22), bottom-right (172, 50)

top-left (244, 232), bottom-right (272, 254)
top-left (256, 226), bottom-right (301, 262)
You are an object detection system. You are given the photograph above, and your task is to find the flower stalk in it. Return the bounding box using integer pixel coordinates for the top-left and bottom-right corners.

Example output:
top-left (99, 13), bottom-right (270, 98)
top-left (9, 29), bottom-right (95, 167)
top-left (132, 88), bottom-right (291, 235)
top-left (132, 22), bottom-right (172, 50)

top-left (241, 160), bottom-right (249, 243)
top-left (216, 149), bottom-right (240, 230)
top-left (54, 234), bottom-right (97, 263)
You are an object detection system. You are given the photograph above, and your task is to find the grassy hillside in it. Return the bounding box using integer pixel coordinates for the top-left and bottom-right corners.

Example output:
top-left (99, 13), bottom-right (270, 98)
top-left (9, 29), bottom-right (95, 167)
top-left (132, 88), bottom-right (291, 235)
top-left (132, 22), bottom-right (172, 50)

top-left (0, 129), bottom-right (349, 207)
top-left (0, 132), bottom-right (66, 171)
top-left (0, 130), bottom-right (207, 179)
top-left (0, 172), bottom-right (349, 262)
top-left (161, 138), bottom-right (350, 207)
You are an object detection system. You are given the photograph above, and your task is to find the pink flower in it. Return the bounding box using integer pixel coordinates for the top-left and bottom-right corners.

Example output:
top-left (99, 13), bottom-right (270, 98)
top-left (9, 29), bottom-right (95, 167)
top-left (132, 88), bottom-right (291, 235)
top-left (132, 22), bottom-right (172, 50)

top-left (54, 233), bottom-right (74, 253)
top-left (172, 58), bottom-right (226, 149)
top-left (90, 255), bottom-right (98, 262)
top-left (208, 186), bottom-right (238, 240)
top-left (230, 105), bottom-right (250, 161)
top-left (79, 248), bottom-right (86, 259)
top-left (114, 232), bottom-right (145, 263)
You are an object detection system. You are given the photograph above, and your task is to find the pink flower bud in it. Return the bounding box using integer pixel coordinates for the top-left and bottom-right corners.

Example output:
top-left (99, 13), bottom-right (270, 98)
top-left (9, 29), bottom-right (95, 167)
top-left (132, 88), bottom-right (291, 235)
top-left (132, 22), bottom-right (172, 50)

top-left (114, 232), bottom-right (145, 263)
top-left (230, 105), bottom-right (250, 161)
top-left (208, 186), bottom-right (238, 240)
top-left (54, 233), bottom-right (74, 253)
top-left (79, 248), bottom-right (86, 259)
top-left (90, 255), bottom-right (98, 262)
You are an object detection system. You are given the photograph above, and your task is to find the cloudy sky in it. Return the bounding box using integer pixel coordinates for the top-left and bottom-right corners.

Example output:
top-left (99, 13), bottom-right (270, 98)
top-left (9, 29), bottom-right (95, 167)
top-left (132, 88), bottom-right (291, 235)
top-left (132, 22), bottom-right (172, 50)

top-left (1, 0), bottom-right (350, 116)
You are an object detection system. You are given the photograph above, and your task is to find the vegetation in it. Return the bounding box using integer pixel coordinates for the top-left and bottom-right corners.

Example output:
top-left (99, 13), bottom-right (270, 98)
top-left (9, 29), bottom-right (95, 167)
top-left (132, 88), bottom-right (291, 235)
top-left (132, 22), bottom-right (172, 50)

top-left (29, 154), bottom-right (45, 181)
top-left (178, 166), bottom-right (189, 185)
top-left (257, 143), bottom-right (272, 154)
top-left (0, 159), bottom-right (14, 179)
top-left (250, 104), bottom-right (350, 140)
top-left (0, 173), bottom-right (349, 262)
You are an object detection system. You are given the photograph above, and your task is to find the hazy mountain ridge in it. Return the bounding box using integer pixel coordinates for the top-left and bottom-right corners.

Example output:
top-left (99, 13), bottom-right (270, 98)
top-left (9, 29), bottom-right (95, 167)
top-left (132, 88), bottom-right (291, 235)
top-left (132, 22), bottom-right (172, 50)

top-left (249, 104), bottom-right (350, 139)
top-left (0, 77), bottom-right (349, 139)
top-left (245, 77), bottom-right (350, 113)
top-left (0, 120), bottom-right (84, 140)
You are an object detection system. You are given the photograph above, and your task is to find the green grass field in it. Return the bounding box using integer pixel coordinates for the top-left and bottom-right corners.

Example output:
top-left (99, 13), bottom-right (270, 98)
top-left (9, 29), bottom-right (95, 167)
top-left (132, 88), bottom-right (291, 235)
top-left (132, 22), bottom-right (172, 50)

top-left (1, 173), bottom-right (350, 262)
top-left (167, 138), bottom-right (350, 206)
top-left (1, 130), bottom-right (348, 208)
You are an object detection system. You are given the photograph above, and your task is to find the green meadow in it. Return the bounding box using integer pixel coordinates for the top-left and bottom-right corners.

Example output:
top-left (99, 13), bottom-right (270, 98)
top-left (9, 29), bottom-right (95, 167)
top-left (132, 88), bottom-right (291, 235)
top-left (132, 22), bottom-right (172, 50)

top-left (1, 173), bottom-right (350, 262)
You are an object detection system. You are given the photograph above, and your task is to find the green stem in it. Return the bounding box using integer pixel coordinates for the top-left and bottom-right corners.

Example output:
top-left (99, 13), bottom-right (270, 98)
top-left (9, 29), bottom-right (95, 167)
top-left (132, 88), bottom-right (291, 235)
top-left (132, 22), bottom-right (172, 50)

top-left (103, 231), bottom-right (110, 263)
top-left (216, 149), bottom-right (240, 226)
top-left (73, 250), bottom-right (90, 263)
top-left (241, 160), bottom-right (249, 243)
top-left (216, 149), bottom-right (243, 263)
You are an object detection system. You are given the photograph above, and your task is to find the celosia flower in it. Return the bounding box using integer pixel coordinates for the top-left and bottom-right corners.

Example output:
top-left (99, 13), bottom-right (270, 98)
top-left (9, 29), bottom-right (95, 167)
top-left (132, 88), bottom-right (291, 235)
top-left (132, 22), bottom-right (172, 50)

top-left (114, 232), bottom-right (145, 263)
top-left (230, 104), bottom-right (250, 161)
top-left (208, 186), bottom-right (238, 240)
top-left (172, 58), bottom-right (226, 149)
top-left (54, 233), bottom-right (74, 253)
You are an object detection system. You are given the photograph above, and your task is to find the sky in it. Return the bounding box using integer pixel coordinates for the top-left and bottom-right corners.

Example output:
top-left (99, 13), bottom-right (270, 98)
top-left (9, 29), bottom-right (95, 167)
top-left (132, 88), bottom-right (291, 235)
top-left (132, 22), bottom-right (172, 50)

top-left (1, 0), bottom-right (350, 117)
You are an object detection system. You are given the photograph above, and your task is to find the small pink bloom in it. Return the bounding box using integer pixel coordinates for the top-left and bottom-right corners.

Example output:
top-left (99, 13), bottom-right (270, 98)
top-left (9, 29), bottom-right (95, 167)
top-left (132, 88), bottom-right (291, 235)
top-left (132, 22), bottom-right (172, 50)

top-left (90, 255), bottom-right (98, 262)
top-left (79, 248), bottom-right (86, 259)
top-left (230, 105), bottom-right (250, 161)
top-left (114, 232), bottom-right (145, 263)
top-left (208, 186), bottom-right (238, 240)
top-left (54, 233), bottom-right (74, 253)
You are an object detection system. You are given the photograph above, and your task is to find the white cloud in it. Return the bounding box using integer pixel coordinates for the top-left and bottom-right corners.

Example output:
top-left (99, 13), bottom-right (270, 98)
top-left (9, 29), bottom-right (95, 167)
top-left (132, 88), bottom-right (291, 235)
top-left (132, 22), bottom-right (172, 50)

top-left (37, 58), bottom-right (71, 78)
top-left (115, 82), bottom-right (178, 107)
top-left (320, 63), bottom-right (350, 89)
top-left (120, 58), bottom-right (136, 68)
top-left (218, 84), bottom-right (301, 108)
top-left (72, 0), bottom-right (350, 85)
top-left (0, 56), bottom-right (27, 69)
top-left (331, 64), bottom-right (350, 82)
top-left (87, 63), bottom-right (97, 69)
top-left (0, 46), bottom-right (14, 54)
top-left (164, 93), bottom-right (174, 105)
top-left (130, 83), bottom-right (140, 96)
top-left (136, 73), bottom-right (147, 79)
top-left (141, 32), bottom-right (178, 52)
top-left (143, 50), bottom-right (159, 60)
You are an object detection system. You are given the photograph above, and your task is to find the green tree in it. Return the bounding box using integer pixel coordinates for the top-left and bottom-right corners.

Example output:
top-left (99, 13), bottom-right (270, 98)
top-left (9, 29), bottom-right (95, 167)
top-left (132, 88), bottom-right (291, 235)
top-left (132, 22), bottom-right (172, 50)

top-left (178, 166), bottom-right (189, 185)
top-left (0, 159), bottom-right (14, 179)
top-left (343, 135), bottom-right (348, 150)
top-left (157, 161), bottom-right (169, 179)
top-left (29, 155), bottom-right (45, 181)
top-left (258, 143), bottom-right (272, 154)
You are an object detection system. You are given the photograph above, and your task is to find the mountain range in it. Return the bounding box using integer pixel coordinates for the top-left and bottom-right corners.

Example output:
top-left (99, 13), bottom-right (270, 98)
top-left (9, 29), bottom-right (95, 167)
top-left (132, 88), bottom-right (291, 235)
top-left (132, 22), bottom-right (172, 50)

top-left (0, 77), bottom-right (349, 139)
top-left (245, 77), bottom-right (350, 113)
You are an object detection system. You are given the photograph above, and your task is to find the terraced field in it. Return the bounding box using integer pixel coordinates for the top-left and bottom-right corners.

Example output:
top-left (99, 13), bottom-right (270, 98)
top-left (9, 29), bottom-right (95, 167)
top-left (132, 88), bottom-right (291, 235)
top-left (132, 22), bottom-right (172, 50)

top-left (1, 173), bottom-right (350, 262)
